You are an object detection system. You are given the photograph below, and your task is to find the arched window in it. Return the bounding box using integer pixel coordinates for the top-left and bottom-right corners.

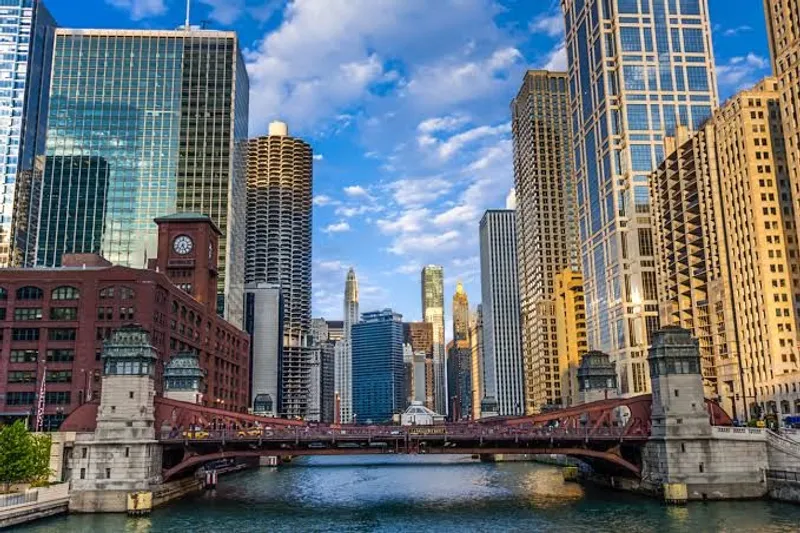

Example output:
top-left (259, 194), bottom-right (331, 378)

top-left (99, 286), bottom-right (115, 299)
top-left (16, 286), bottom-right (43, 300)
top-left (119, 287), bottom-right (135, 300)
top-left (52, 286), bottom-right (80, 300)
top-left (0, 287), bottom-right (7, 300)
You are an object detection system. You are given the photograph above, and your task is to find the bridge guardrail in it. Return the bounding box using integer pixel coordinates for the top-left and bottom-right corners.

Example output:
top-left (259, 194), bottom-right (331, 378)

top-left (765, 469), bottom-right (800, 483)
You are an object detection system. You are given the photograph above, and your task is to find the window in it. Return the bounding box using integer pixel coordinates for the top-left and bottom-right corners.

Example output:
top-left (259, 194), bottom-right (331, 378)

top-left (12, 327), bottom-right (39, 341)
top-left (10, 349), bottom-right (38, 363)
top-left (15, 286), bottom-right (43, 300)
top-left (119, 307), bottom-right (135, 321)
top-left (6, 392), bottom-right (35, 405)
top-left (80, 468), bottom-right (85, 480)
top-left (686, 66), bottom-right (709, 91)
top-left (99, 286), bottom-right (115, 299)
top-left (48, 328), bottom-right (76, 341)
top-left (51, 286), bottom-right (79, 300)
top-left (630, 145), bottom-right (653, 172)
top-left (620, 27), bottom-right (641, 51)
top-left (14, 308), bottom-right (42, 321)
top-left (45, 391), bottom-right (71, 405)
top-left (623, 65), bottom-right (646, 91)
top-left (680, 0), bottom-right (701, 15)
top-left (0, 287), bottom-right (7, 300)
top-left (618, 0), bottom-right (638, 13)
top-left (50, 307), bottom-right (77, 320)
top-left (7, 371), bottom-right (36, 383)
top-left (119, 287), bottom-right (135, 300)
top-left (97, 307), bottom-right (113, 321)
top-left (626, 104), bottom-right (649, 130)
top-left (682, 28), bottom-right (704, 53)
top-left (46, 370), bottom-right (72, 383)
top-left (46, 348), bottom-right (75, 362)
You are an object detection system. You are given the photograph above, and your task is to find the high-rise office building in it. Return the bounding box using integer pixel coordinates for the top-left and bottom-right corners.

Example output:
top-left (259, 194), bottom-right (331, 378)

top-left (421, 265), bottom-right (446, 414)
top-left (352, 309), bottom-right (405, 424)
top-left (469, 305), bottom-right (484, 419)
top-left (319, 340), bottom-right (336, 423)
top-left (449, 282), bottom-right (472, 419)
top-left (1, 0), bottom-right (55, 268)
top-left (310, 317), bottom-right (329, 344)
top-left (337, 267), bottom-right (358, 423)
top-left (479, 210), bottom-right (524, 416)
top-left (244, 282), bottom-right (283, 415)
top-left (404, 321), bottom-right (435, 410)
top-left (651, 79), bottom-right (800, 420)
top-left (562, 0), bottom-right (718, 395)
top-left (512, 69), bottom-right (576, 413)
top-left (32, 28), bottom-right (249, 326)
top-left (326, 320), bottom-right (344, 342)
top-left (245, 120), bottom-right (313, 418)
top-left (554, 269), bottom-right (587, 407)
top-left (452, 281), bottom-right (469, 342)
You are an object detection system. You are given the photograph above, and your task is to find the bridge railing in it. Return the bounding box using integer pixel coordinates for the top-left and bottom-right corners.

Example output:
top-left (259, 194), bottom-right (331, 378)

top-left (161, 424), bottom-right (639, 442)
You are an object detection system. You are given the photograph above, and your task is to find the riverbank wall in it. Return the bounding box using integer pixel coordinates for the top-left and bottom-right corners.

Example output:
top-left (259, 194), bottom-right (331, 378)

top-left (0, 483), bottom-right (70, 529)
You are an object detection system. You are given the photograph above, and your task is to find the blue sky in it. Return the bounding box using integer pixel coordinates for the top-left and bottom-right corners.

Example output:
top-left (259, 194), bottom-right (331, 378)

top-left (45, 0), bottom-right (772, 336)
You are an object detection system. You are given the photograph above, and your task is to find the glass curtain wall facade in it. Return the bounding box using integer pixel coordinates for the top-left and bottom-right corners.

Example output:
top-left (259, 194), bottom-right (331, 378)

top-left (421, 265), bottom-right (446, 414)
top-left (561, 0), bottom-right (718, 395)
top-left (34, 29), bottom-right (248, 326)
top-left (352, 309), bottom-right (405, 424)
top-left (2, 0), bottom-right (55, 267)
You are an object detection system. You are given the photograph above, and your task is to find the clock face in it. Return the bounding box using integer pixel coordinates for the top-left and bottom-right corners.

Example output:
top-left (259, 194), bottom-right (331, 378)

top-left (173, 235), bottom-right (193, 255)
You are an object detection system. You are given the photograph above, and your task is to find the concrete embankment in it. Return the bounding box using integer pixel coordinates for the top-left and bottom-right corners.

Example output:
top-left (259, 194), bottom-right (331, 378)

top-left (0, 483), bottom-right (70, 529)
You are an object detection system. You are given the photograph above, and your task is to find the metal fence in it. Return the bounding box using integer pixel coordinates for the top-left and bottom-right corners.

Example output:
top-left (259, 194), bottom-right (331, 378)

top-left (765, 469), bottom-right (800, 483)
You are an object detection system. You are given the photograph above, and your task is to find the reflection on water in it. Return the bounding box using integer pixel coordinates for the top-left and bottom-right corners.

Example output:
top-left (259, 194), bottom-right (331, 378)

top-left (15, 455), bottom-right (800, 533)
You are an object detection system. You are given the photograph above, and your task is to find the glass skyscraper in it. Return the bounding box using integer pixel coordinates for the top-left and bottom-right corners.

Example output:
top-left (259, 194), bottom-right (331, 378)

top-left (0, 0), bottom-right (55, 267)
top-left (421, 265), bottom-right (446, 414)
top-left (352, 309), bottom-right (405, 424)
top-left (562, 0), bottom-right (718, 395)
top-left (28, 29), bottom-right (248, 325)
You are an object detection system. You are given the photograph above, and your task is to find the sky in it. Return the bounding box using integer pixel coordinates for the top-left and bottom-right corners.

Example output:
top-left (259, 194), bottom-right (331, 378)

top-left (44, 0), bottom-right (773, 338)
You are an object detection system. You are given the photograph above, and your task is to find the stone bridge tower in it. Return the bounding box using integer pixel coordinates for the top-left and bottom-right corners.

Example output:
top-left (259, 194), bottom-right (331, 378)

top-left (69, 325), bottom-right (163, 512)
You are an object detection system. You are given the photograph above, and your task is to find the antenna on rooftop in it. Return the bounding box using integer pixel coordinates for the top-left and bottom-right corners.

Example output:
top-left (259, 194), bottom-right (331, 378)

top-left (184, 0), bottom-right (191, 30)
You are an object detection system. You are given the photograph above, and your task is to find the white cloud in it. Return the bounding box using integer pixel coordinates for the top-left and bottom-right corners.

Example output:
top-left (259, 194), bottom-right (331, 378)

top-left (335, 205), bottom-right (383, 218)
top-left (199, 0), bottom-right (245, 25)
top-left (323, 221), bottom-right (351, 233)
top-left (417, 114), bottom-right (471, 134)
top-left (529, 11), bottom-right (564, 38)
top-left (388, 177), bottom-right (453, 206)
top-left (343, 185), bottom-right (372, 198)
top-left (317, 259), bottom-right (348, 271)
top-left (406, 47), bottom-right (522, 108)
top-left (433, 204), bottom-right (480, 227)
top-left (376, 208), bottom-right (431, 234)
top-left (717, 53), bottom-right (769, 93)
top-left (722, 25), bottom-right (752, 37)
top-left (313, 194), bottom-right (338, 207)
top-left (313, 154), bottom-right (324, 161)
top-left (542, 42), bottom-right (567, 71)
top-left (394, 261), bottom-right (421, 275)
top-left (505, 188), bottom-right (516, 210)
top-left (106, 0), bottom-right (166, 19)
top-left (436, 122), bottom-right (510, 160)
top-left (388, 230), bottom-right (461, 255)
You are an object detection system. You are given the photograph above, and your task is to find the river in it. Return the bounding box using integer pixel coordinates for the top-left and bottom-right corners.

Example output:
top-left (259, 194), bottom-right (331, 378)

top-left (15, 455), bottom-right (800, 532)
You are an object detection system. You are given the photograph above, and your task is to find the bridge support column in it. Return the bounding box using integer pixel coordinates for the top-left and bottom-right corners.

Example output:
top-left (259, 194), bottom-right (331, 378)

top-left (641, 328), bottom-right (768, 502)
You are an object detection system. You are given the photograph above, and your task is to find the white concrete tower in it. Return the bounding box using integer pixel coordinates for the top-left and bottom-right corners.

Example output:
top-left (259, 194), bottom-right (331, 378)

top-left (337, 267), bottom-right (359, 423)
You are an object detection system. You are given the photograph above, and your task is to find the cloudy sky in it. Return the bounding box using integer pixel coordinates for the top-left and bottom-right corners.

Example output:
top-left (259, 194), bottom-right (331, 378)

top-left (48, 0), bottom-right (772, 337)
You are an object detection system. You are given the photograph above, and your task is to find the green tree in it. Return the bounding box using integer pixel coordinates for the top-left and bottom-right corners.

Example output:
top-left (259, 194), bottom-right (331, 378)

top-left (0, 421), bottom-right (52, 492)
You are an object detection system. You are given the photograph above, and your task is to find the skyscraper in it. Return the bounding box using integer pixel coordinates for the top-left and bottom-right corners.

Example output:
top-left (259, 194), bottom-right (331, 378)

top-left (479, 210), bottom-right (524, 416)
top-left (554, 269), bottom-right (587, 407)
top-left (1, 0), bottom-right (55, 268)
top-left (650, 79), bottom-right (800, 420)
top-left (32, 28), bottom-right (249, 326)
top-left (765, 1), bottom-right (800, 286)
top-left (562, 0), bottom-right (718, 394)
top-left (403, 321), bottom-right (435, 410)
top-left (352, 309), bottom-right (405, 424)
top-left (338, 267), bottom-right (359, 423)
top-left (512, 69), bottom-right (576, 413)
top-left (421, 265), bottom-right (446, 414)
top-left (245, 120), bottom-right (313, 418)
top-left (244, 282), bottom-right (283, 415)
top-left (469, 305), bottom-right (484, 419)
top-left (449, 282), bottom-right (472, 419)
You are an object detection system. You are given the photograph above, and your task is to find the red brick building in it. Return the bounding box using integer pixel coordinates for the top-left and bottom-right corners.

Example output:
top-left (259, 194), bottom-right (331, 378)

top-left (0, 214), bottom-right (250, 429)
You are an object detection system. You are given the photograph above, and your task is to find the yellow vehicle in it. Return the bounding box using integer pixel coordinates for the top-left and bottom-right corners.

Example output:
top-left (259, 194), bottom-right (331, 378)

top-left (182, 429), bottom-right (210, 439)
top-left (237, 428), bottom-right (263, 438)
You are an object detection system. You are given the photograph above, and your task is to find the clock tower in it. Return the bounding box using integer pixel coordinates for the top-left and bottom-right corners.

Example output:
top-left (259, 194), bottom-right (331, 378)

top-left (153, 213), bottom-right (221, 313)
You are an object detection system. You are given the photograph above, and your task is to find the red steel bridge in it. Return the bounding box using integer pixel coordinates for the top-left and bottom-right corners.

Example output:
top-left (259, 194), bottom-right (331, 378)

top-left (61, 394), bottom-right (732, 481)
